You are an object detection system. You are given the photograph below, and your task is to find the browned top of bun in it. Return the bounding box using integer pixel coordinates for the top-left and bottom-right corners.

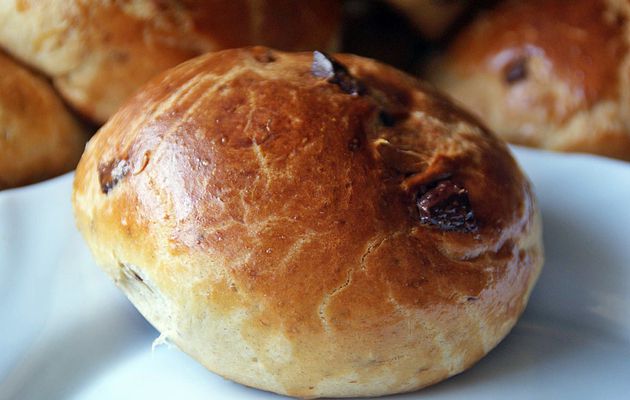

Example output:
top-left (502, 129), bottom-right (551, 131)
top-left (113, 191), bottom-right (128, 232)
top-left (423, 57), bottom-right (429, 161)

top-left (0, 51), bottom-right (86, 189)
top-left (75, 46), bottom-right (536, 328)
top-left (0, 0), bottom-right (340, 123)
top-left (446, 0), bottom-right (626, 112)
top-left (73, 47), bottom-right (543, 397)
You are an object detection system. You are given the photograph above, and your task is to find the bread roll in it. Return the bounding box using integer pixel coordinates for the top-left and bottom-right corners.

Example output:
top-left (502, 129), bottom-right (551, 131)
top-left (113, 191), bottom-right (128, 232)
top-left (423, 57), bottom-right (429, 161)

top-left (430, 0), bottom-right (630, 160)
top-left (73, 47), bottom-right (543, 398)
top-left (0, 0), bottom-right (340, 123)
top-left (0, 51), bottom-right (86, 190)
top-left (387, 0), bottom-right (471, 39)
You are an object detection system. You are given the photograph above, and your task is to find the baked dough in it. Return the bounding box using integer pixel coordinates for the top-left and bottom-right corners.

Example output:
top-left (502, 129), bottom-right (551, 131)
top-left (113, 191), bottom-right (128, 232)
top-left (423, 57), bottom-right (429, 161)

top-left (73, 47), bottom-right (543, 398)
top-left (387, 0), bottom-right (471, 39)
top-left (0, 51), bottom-right (86, 190)
top-left (0, 0), bottom-right (340, 123)
top-left (430, 0), bottom-right (630, 160)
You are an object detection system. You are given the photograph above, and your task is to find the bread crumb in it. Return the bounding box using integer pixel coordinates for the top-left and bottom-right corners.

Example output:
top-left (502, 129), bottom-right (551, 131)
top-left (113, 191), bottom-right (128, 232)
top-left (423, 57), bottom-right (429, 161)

top-left (152, 332), bottom-right (175, 352)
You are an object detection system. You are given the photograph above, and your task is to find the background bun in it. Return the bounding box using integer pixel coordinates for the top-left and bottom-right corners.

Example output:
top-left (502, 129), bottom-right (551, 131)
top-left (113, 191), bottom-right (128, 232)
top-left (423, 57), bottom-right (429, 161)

top-left (429, 0), bottom-right (630, 160)
top-left (0, 51), bottom-right (86, 190)
top-left (0, 0), bottom-right (340, 123)
top-left (73, 47), bottom-right (543, 398)
top-left (387, 0), bottom-right (471, 39)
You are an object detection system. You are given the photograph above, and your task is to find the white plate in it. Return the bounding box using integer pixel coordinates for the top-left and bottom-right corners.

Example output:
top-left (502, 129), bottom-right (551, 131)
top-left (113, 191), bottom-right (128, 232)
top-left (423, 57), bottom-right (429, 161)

top-left (1, 147), bottom-right (629, 400)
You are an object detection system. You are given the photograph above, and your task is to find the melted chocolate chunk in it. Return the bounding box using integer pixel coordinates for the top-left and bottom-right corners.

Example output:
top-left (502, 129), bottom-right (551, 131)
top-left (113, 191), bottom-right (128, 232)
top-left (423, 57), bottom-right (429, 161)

top-left (311, 51), bottom-right (365, 96)
top-left (98, 158), bottom-right (130, 194)
top-left (504, 58), bottom-right (528, 84)
top-left (416, 180), bottom-right (477, 232)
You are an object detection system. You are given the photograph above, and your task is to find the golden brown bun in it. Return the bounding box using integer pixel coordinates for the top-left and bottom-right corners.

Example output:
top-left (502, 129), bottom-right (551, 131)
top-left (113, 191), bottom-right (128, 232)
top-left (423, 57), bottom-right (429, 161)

top-left (0, 51), bottom-right (86, 190)
top-left (0, 0), bottom-right (340, 123)
top-left (73, 47), bottom-right (543, 398)
top-left (430, 0), bottom-right (630, 160)
top-left (387, 0), bottom-right (470, 39)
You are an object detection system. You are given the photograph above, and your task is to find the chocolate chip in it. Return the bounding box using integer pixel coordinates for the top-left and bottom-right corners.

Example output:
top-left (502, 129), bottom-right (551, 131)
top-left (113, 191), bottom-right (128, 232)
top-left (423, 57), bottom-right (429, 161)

top-left (98, 158), bottom-right (130, 194)
top-left (504, 58), bottom-right (528, 84)
top-left (311, 51), bottom-right (365, 96)
top-left (416, 180), bottom-right (477, 232)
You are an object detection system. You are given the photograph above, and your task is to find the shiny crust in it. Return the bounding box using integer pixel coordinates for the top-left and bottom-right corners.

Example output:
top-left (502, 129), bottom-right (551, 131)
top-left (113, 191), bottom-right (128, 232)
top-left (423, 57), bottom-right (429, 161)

top-left (0, 51), bottom-right (86, 190)
top-left (73, 47), bottom-right (543, 398)
top-left (430, 0), bottom-right (630, 160)
top-left (0, 0), bottom-right (340, 123)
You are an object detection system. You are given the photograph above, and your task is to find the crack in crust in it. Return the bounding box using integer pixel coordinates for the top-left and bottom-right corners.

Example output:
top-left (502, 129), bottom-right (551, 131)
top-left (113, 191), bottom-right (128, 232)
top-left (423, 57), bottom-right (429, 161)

top-left (318, 267), bottom-right (354, 333)
top-left (359, 234), bottom-right (392, 271)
